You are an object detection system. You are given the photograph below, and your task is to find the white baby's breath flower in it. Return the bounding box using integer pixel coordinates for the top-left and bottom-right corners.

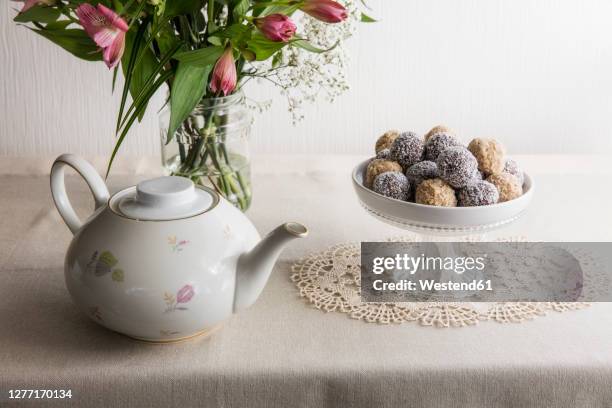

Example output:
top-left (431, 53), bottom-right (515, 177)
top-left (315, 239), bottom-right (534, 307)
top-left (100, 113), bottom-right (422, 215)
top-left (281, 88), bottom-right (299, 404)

top-left (250, 0), bottom-right (360, 123)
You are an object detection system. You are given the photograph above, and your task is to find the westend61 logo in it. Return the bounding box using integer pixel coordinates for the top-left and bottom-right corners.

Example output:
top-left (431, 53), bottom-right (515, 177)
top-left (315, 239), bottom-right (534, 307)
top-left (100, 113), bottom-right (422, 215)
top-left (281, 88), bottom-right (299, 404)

top-left (372, 254), bottom-right (486, 275)
top-left (360, 242), bottom-right (610, 303)
top-left (369, 252), bottom-right (491, 294)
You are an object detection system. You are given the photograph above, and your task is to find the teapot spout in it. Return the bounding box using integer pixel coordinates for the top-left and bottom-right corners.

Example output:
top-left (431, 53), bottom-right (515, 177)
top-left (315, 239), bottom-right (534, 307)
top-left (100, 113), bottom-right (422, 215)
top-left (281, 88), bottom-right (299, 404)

top-left (234, 222), bottom-right (308, 312)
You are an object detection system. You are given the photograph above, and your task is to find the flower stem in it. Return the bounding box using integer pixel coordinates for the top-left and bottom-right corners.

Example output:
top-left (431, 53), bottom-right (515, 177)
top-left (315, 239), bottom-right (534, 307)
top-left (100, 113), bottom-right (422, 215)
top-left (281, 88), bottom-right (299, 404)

top-left (170, 99), bottom-right (251, 211)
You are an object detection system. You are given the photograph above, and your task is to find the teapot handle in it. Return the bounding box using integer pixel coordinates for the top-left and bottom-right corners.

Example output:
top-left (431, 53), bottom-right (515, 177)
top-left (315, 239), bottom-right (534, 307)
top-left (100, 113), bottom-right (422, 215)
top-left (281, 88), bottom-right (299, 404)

top-left (50, 154), bottom-right (110, 235)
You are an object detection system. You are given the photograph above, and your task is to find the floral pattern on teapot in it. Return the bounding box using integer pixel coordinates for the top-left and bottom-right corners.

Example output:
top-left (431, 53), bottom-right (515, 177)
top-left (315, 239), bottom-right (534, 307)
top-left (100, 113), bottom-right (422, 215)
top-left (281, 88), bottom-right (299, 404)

top-left (87, 250), bottom-right (125, 282)
top-left (167, 236), bottom-right (190, 252)
top-left (164, 284), bottom-right (195, 312)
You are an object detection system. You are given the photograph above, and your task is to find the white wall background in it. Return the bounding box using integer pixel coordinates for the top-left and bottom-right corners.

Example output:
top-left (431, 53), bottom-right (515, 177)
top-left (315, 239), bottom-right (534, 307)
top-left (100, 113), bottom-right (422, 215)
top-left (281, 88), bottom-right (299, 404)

top-left (2, 0), bottom-right (612, 158)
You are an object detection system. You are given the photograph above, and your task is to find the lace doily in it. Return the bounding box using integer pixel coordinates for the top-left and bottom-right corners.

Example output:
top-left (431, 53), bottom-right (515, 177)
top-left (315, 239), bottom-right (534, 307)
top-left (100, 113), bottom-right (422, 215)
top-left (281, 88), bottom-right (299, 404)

top-left (290, 239), bottom-right (593, 328)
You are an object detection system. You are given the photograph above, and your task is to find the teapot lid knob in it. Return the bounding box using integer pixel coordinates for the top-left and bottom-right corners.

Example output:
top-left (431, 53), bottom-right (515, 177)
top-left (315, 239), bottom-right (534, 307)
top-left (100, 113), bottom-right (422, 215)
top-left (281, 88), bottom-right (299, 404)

top-left (136, 176), bottom-right (196, 207)
top-left (114, 176), bottom-right (217, 221)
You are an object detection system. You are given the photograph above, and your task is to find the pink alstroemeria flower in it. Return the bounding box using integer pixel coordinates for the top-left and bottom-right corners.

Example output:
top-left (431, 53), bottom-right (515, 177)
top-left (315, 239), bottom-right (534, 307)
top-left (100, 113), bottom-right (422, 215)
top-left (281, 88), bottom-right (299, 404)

top-left (13, 0), bottom-right (55, 13)
top-left (210, 47), bottom-right (237, 96)
top-left (301, 0), bottom-right (348, 23)
top-left (254, 14), bottom-right (297, 42)
top-left (76, 3), bottom-right (128, 69)
top-left (176, 285), bottom-right (195, 304)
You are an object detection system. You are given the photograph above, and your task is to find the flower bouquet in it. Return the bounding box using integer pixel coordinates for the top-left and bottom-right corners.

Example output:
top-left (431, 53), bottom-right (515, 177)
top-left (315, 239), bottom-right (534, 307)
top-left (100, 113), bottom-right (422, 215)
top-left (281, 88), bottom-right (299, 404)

top-left (13, 0), bottom-right (373, 210)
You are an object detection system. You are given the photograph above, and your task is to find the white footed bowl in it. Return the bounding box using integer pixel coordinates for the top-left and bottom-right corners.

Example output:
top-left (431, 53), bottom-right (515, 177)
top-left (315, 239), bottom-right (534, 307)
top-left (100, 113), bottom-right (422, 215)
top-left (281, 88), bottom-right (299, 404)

top-left (352, 159), bottom-right (534, 233)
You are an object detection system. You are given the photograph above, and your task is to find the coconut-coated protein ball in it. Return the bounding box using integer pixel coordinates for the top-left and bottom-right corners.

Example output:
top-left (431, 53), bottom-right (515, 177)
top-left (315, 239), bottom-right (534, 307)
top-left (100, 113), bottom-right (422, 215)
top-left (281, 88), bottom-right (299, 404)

top-left (365, 159), bottom-right (402, 187)
top-left (436, 146), bottom-right (479, 188)
top-left (376, 148), bottom-right (392, 160)
top-left (424, 133), bottom-right (463, 161)
top-left (424, 125), bottom-right (454, 142)
top-left (406, 161), bottom-right (438, 189)
top-left (486, 173), bottom-right (522, 202)
top-left (390, 132), bottom-right (424, 169)
top-left (472, 170), bottom-right (484, 181)
top-left (375, 130), bottom-right (400, 153)
top-left (457, 180), bottom-right (499, 207)
top-left (416, 178), bottom-right (457, 207)
top-left (373, 172), bottom-right (410, 201)
top-left (467, 138), bottom-right (505, 175)
top-left (503, 159), bottom-right (524, 185)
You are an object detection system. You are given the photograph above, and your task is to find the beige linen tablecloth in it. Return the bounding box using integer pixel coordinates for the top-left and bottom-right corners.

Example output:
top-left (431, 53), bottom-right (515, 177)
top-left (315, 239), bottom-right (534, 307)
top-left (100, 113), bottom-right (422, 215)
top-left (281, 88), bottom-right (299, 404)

top-left (1, 155), bottom-right (612, 407)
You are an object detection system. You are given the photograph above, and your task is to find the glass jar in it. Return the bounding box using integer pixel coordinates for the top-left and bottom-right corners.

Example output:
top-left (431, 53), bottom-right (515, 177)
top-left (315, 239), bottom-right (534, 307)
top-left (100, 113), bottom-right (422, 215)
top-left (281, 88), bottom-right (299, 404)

top-left (160, 91), bottom-right (252, 211)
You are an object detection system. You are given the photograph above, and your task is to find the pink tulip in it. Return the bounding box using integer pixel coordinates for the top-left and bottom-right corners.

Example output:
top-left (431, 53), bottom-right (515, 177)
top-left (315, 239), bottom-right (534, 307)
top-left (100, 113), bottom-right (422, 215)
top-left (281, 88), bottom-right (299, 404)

top-left (210, 47), bottom-right (237, 96)
top-left (176, 285), bottom-right (195, 304)
top-left (301, 0), bottom-right (348, 23)
top-left (254, 14), bottom-right (296, 42)
top-left (13, 0), bottom-right (55, 13)
top-left (76, 3), bottom-right (128, 69)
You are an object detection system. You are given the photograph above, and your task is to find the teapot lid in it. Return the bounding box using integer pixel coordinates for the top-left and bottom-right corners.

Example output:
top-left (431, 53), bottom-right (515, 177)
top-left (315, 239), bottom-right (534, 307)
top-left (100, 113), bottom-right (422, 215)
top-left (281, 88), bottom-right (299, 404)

top-left (109, 176), bottom-right (217, 221)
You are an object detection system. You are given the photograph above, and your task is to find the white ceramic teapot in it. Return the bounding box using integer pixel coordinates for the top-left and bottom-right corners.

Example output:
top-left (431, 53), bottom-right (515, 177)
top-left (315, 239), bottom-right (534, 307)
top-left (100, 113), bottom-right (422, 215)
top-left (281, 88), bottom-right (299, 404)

top-left (51, 154), bottom-right (307, 343)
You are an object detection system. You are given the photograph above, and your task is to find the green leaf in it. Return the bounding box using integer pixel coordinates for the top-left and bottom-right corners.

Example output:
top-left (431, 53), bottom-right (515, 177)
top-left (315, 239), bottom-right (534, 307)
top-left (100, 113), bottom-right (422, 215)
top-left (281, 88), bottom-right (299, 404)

top-left (209, 23), bottom-right (250, 41)
top-left (14, 5), bottom-right (60, 23)
top-left (29, 28), bottom-right (101, 61)
top-left (291, 39), bottom-right (339, 54)
top-left (164, 0), bottom-right (202, 17)
top-left (117, 22), bottom-right (148, 133)
top-left (155, 22), bottom-right (180, 56)
top-left (208, 36), bottom-right (223, 46)
top-left (119, 41), bottom-right (183, 129)
top-left (112, 66), bottom-right (119, 92)
top-left (253, 3), bottom-right (301, 17)
top-left (246, 34), bottom-right (287, 61)
top-left (128, 0), bottom-right (148, 27)
top-left (108, 70), bottom-right (173, 178)
top-left (241, 49), bottom-right (256, 62)
top-left (360, 13), bottom-right (377, 23)
top-left (271, 50), bottom-right (283, 68)
top-left (44, 20), bottom-right (72, 30)
top-left (231, 0), bottom-right (249, 21)
top-left (118, 0), bottom-right (138, 13)
top-left (173, 46), bottom-right (224, 67)
top-left (122, 28), bottom-right (159, 122)
top-left (209, 23), bottom-right (252, 50)
top-left (134, 53), bottom-right (158, 122)
top-left (69, 0), bottom-right (109, 4)
top-left (207, 0), bottom-right (217, 34)
top-left (167, 63), bottom-right (212, 142)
